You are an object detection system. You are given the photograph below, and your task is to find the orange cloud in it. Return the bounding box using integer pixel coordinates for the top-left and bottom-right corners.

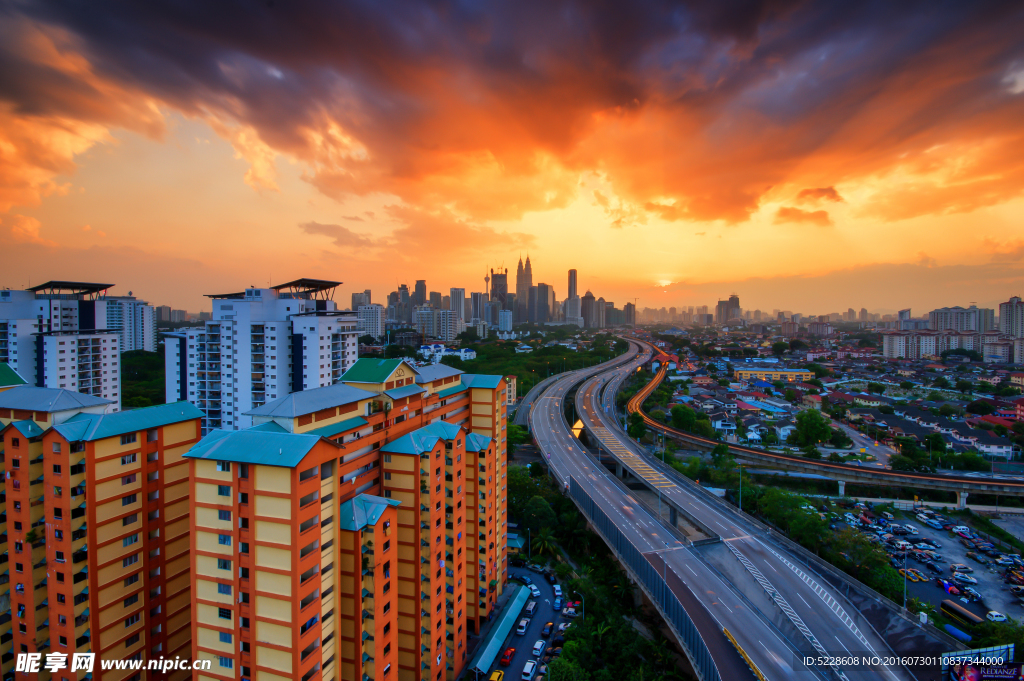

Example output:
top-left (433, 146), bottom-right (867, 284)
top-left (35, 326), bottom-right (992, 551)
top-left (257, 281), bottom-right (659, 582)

top-left (774, 206), bottom-right (832, 226)
top-left (5, 214), bottom-right (57, 246)
top-left (797, 187), bottom-right (844, 203)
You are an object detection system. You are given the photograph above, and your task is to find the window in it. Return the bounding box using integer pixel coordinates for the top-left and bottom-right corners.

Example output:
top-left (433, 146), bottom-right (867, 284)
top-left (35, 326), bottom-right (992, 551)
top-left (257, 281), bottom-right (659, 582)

top-left (146, 428), bottom-right (158, 442)
top-left (120, 454), bottom-right (137, 465)
top-left (218, 583), bottom-right (232, 595)
top-left (383, 540), bottom-right (390, 553)
top-left (54, 551), bottom-right (64, 562)
top-left (125, 613), bottom-right (140, 627)
top-left (53, 442), bottom-right (61, 453)
top-left (218, 608), bottom-right (232, 620)
top-left (383, 454), bottom-right (392, 463)
top-left (219, 657), bottom-right (233, 670)
top-left (384, 472), bottom-right (392, 481)
top-left (123, 534), bottom-right (139, 547)
top-left (124, 574), bottom-right (139, 587)
top-left (53, 464), bottom-right (61, 475)
top-left (383, 601), bottom-right (391, 614)
top-left (56, 572), bottom-right (64, 583)
top-left (216, 461), bottom-right (231, 472)
top-left (124, 594), bottom-right (139, 607)
top-left (123, 513), bottom-right (138, 526)
top-left (57, 593), bottom-right (66, 603)
top-left (218, 510), bottom-right (231, 521)
top-left (217, 485), bottom-right (231, 496)
top-left (54, 529), bottom-right (63, 540)
top-left (122, 494), bottom-right (137, 507)
top-left (219, 632), bottom-right (233, 644)
top-left (122, 474), bottom-right (137, 485)
top-left (123, 554), bottom-right (139, 568)
top-left (126, 633), bottom-right (140, 647)
top-left (217, 558), bottom-right (232, 570)
top-left (59, 635), bottom-right (68, 647)
top-left (218, 534), bottom-right (231, 546)
top-left (120, 433), bottom-right (137, 446)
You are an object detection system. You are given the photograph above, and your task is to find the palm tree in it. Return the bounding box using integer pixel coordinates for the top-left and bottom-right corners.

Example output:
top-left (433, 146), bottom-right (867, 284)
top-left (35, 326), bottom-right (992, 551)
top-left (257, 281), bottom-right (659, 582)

top-left (532, 527), bottom-right (558, 556)
top-left (593, 621), bottom-right (611, 644)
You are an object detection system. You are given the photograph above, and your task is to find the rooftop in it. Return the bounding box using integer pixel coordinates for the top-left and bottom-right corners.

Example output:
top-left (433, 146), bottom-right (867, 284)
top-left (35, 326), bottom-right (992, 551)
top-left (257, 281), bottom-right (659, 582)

top-left (341, 358), bottom-right (410, 384)
top-left (337, 494), bottom-right (400, 532)
top-left (381, 421), bottom-right (466, 456)
top-left (414, 364), bottom-right (464, 383)
top-left (26, 281), bottom-right (113, 299)
top-left (245, 383), bottom-right (376, 418)
top-left (53, 402), bottom-right (203, 442)
top-left (0, 363), bottom-right (27, 388)
top-left (384, 384), bottom-right (428, 400)
top-left (184, 429), bottom-right (330, 468)
top-left (0, 385), bottom-right (112, 412)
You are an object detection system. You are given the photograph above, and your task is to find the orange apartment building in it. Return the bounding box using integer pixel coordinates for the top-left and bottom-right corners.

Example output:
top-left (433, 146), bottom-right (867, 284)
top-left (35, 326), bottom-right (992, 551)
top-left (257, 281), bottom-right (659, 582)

top-left (0, 386), bottom-right (202, 681)
top-left (185, 359), bottom-right (508, 681)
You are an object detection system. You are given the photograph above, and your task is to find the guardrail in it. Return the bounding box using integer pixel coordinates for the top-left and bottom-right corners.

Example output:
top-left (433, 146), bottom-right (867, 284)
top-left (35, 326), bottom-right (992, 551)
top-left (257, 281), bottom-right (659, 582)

top-left (569, 476), bottom-right (722, 681)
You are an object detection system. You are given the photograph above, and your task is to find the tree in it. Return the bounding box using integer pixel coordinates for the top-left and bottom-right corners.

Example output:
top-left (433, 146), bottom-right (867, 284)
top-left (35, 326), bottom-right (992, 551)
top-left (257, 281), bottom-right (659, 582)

top-left (358, 334), bottom-right (376, 345)
top-left (790, 409), bottom-right (833, 447)
top-left (718, 378), bottom-right (730, 386)
top-left (439, 355), bottom-right (464, 369)
top-left (932, 376), bottom-right (950, 389)
top-left (772, 341), bottom-right (789, 356)
top-left (548, 658), bottom-right (591, 681)
top-left (889, 454), bottom-right (916, 471)
top-left (507, 466), bottom-right (546, 517)
top-left (966, 400), bottom-right (995, 415)
top-left (955, 379), bottom-right (974, 394)
top-left (926, 390), bottom-right (946, 403)
top-left (805, 363), bottom-right (829, 378)
top-left (692, 419), bottom-right (716, 439)
top-left (529, 461), bottom-right (545, 477)
top-left (867, 382), bottom-right (886, 394)
top-left (627, 412), bottom-right (647, 440)
top-left (670, 405), bottom-right (697, 431)
top-left (507, 424), bottom-right (529, 457)
top-left (784, 389), bottom-right (797, 403)
top-left (789, 339), bottom-right (808, 352)
top-left (531, 527), bottom-right (558, 556)
top-left (899, 381), bottom-right (914, 390)
top-left (523, 496), bottom-right (558, 534)
top-left (939, 403), bottom-right (958, 417)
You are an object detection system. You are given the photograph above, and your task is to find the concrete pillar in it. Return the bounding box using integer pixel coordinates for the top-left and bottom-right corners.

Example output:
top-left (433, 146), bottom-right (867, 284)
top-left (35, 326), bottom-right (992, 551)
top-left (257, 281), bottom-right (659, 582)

top-left (837, 480), bottom-right (845, 497)
top-left (616, 462), bottom-right (624, 479)
top-left (957, 491), bottom-right (969, 509)
top-left (669, 506), bottom-right (678, 527)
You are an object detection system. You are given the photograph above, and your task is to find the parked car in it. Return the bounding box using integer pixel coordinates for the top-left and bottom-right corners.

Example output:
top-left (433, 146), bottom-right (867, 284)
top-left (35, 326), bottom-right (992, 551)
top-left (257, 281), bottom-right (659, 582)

top-left (553, 585), bottom-right (562, 598)
top-left (552, 597), bottom-right (563, 611)
top-left (532, 640), bottom-right (546, 657)
top-left (925, 562), bottom-right (942, 574)
top-left (966, 552), bottom-right (990, 565)
top-left (541, 622), bottom-right (553, 638)
top-left (951, 563), bottom-right (973, 573)
top-left (501, 648), bottom-right (516, 666)
top-left (530, 585), bottom-right (541, 598)
top-left (545, 572), bottom-right (557, 585)
top-left (899, 569), bottom-right (919, 582)
top-left (490, 671), bottom-right (505, 681)
top-left (517, 619), bottom-right (530, 635)
top-left (953, 573), bottom-right (979, 586)
top-left (987, 611), bottom-right (1008, 623)
top-left (522, 660), bottom-right (537, 681)
top-left (519, 575), bottom-right (533, 586)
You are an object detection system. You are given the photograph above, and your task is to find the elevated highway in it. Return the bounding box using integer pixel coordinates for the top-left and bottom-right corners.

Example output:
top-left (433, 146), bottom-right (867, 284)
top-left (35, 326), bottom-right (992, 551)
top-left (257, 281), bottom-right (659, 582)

top-left (630, 349), bottom-right (1024, 507)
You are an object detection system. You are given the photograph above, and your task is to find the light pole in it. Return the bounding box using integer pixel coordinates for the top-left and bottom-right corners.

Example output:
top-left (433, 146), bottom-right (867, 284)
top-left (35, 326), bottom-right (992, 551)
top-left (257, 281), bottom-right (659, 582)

top-left (902, 550), bottom-right (908, 612)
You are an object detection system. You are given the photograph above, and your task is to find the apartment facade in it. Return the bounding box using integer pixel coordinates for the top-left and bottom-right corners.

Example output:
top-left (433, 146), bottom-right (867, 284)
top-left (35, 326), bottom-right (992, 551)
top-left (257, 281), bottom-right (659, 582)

top-left (1, 387), bottom-right (202, 681)
top-left (928, 305), bottom-right (995, 333)
top-left (164, 280), bottom-right (359, 434)
top-left (101, 297), bottom-right (157, 353)
top-left (357, 305), bottom-right (386, 339)
top-left (184, 359), bottom-right (507, 681)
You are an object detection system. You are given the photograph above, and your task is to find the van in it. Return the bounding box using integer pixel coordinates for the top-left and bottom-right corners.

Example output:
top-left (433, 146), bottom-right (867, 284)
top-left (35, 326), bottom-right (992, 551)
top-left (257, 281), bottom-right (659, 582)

top-left (916, 514), bottom-right (931, 524)
top-left (952, 525), bottom-right (970, 535)
top-left (895, 540), bottom-right (912, 550)
top-left (904, 524), bottom-right (919, 535)
top-left (525, 601), bottom-right (537, 616)
top-left (882, 512), bottom-right (895, 521)
top-left (517, 619), bottom-right (530, 635)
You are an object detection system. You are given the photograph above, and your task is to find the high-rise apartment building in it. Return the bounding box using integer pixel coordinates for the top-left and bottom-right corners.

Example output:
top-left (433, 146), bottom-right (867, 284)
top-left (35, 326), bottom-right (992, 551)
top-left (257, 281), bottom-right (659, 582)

top-left (157, 305), bottom-right (172, 323)
top-left (624, 302), bottom-right (636, 327)
top-left (565, 296), bottom-right (583, 328)
top-left (469, 293), bottom-right (488, 324)
top-left (357, 304), bottom-right (386, 339)
top-left (351, 290), bottom-right (372, 310)
top-left (0, 282), bottom-right (124, 409)
top-left (102, 295), bottom-right (157, 352)
top-left (999, 297), bottom-right (1024, 337)
top-left (449, 289), bottom-right (466, 322)
top-left (581, 291), bottom-right (596, 329)
top-left (928, 305), bottom-right (995, 333)
top-left (429, 292), bottom-right (443, 309)
top-left (498, 309), bottom-right (512, 332)
top-left (185, 360), bottom-right (507, 681)
top-left (567, 269), bottom-right (577, 301)
top-left (164, 279), bottom-right (358, 434)
top-left (1, 388), bottom-right (203, 680)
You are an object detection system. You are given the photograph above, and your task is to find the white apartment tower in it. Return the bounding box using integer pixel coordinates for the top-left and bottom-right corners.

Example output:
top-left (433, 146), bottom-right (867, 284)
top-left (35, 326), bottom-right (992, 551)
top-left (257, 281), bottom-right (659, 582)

top-left (357, 302), bottom-right (385, 338)
top-left (164, 279), bottom-right (358, 433)
top-left (929, 305), bottom-right (995, 333)
top-left (1000, 297), bottom-right (1024, 337)
top-left (450, 287), bottom-right (466, 320)
top-left (0, 281), bottom-right (123, 408)
top-left (102, 294), bottom-right (158, 351)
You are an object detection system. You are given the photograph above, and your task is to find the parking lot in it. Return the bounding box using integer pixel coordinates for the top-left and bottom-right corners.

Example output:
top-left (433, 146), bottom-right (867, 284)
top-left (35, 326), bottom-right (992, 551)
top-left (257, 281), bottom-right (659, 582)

top-left (835, 506), bottom-right (1023, 624)
top-left (486, 567), bottom-right (579, 681)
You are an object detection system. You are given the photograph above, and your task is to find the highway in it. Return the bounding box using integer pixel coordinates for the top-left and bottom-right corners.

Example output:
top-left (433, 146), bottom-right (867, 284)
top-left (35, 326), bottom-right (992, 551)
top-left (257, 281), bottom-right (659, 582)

top-left (531, 343), bottom-right (821, 681)
top-left (513, 373), bottom-right (566, 426)
top-left (572, 344), bottom-right (910, 681)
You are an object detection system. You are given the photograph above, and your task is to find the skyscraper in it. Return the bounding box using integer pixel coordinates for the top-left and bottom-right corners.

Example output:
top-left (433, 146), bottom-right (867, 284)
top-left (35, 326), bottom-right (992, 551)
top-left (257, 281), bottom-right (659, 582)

top-left (471, 291), bottom-right (488, 323)
top-left (413, 279), bottom-right (427, 307)
top-left (516, 256), bottom-right (533, 323)
top-left (537, 283), bottom-right (553, 323)
top-left (581, 291), bottom-right (596, 328)
top-left (429, 291), bottom-right (442, 308)
top-left (568, 269), bottom-right (577, 300)
top-left (351, 289), bottom-right (372, 309)
top-left (490, 267), bottom-right (509, 310)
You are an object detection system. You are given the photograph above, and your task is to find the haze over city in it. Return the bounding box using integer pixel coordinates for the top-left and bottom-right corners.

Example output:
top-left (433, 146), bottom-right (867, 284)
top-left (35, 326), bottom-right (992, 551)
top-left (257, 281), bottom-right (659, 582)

top-left (1, 1), bottom-right (1023, 312)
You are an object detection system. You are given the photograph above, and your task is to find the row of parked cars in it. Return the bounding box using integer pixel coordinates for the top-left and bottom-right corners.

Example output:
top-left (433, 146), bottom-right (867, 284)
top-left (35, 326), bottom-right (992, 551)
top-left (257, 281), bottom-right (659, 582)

top-left (493, 572), bottom-right (581, 681)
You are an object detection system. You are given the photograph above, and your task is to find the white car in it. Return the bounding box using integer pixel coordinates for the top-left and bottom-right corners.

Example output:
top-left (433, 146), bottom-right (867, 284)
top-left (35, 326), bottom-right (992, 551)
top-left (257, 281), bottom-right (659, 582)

top-left (517, 618), bottom-right (530, 635)
top-left (552, 585), bottom-right (562, 598)
top-left (530, 585), bottom-right (541, 598)
top-left (522, 660), bottom-right (537, 680)
top-left (532, 640), bottom-right (545, 657)
top-left (953, 573), bottom-right (979, 585)
top-left (987, 611), bottom-right (1007, 623)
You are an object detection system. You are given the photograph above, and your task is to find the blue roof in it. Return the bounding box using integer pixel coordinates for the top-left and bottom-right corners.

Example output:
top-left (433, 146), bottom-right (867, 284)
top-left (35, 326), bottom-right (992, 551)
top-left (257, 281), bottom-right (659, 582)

top-left (0, 386), bottom-right (112, 412)
top-left (306, 416), bottom-right (368, 439)
top-left (381, 421), bottom-right (465, 456)
top-left (337, 493), bottom-right (401, 531)
top-left (741, 399), bottom-right (787, 413)
top-left (183, 430), bottom-right (328, 468)
top-left (461, 375), bottom-right (504, 390)
top-left (248, 421), bottom-right (288, 433)
top-left (465, 432), bottom-right (492, 453)
top-left (53, 402), bottom-right (203, 442)
top-left (466, 585), bottom-right (529, 674)
top-left (436, 383), bottom-right (468, 399)
top-left (384, 384), bottom-right (428, 400)
top-left (245, 383), bottom-right (376, 418)
top-left (7, 419), bottom-right (44, 439)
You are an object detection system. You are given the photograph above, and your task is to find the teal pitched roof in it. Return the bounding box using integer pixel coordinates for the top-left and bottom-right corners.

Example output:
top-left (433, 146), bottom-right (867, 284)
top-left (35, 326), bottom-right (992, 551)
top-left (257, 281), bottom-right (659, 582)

top-left (0, 386), bottom-right (112, 412)
top-left (306, 415), bottom-right (368, 439)
top-left (461, 374), bottom-right (504, 390)
top-left (52, 402), bottom-right (203, 442)
top-left (384, 384), bottom-right (427, 400)
top-left (465, 433), bottom-right (492, 453)
top-left (341, 358), bottom-right (409, 383)
top-left (245, 383), bottom-right (376, 418)
top-left (337, 493), bottom-right (400, 531)
top-left (183, 430), bottom-right (327, 468)
top-left (8, 420), bottom-right (44, 439)
top-left (436, 383), bottom-right (468, 399)
top-left (249, 421), bottom-right (288, 433)
top-left (381, 421), bottom-right (465, 456)
top-left (0, 363), bottom-right (27, 388)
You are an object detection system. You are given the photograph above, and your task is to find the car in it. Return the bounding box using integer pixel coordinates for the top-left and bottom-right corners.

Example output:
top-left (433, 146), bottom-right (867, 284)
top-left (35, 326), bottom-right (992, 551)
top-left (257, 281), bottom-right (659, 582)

top-left (890, 557), bottom-right (902, 569)
top-left (951, 564), bottom-right (974, 573)
top-left (1009, 585), bottom-right (1024, 595)
top-left (953, 573), bottom-right (979, 585)
top-left (510, 558), bottom-right (526, 567)
top-left (519, 575), bottom-right (533, 586)
top-left (952, 525), bottom-right (971, 535)
top-left (552, 635), bottom-right (566, 647)
top-left (987, 611), bottom-right (1008, 623)
top-left (541, 622), bottom-right (553, 637)
top-left (545, 572), bottom-right (557, 585)
top-left (517, 619), bottom-right (530, 635)
top-left (552, 597), bottom-right (563, 610)
top-left (532, 640), bottom-right (545, 657)
top-left (925, 562), bottom-right (942, 574)
top-left (557, 623), bottom-right (570, 633)
top-left (963, 587), bottom-right (983, 602)
top-left (530, 585), bottom-right (541, 598)
top-left (490, 672), bottom-right (505, 681)
top-left (899, 569), bottom-right (919, 582)
top-left (553, 585), bottom-right (562, 598)
top-left (522, 660), bottom-right (537, 681)
top-left (501, 648), bottom-right (516, 666)
top-left (562, 607), bottom-right (577, 618)
top-left (966, 552), bottom-right (990, 565)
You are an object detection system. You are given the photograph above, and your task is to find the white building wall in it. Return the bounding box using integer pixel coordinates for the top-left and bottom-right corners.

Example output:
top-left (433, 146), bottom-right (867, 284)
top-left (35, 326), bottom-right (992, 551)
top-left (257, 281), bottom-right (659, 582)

top-left (357, 304), bottom-right (385, 338)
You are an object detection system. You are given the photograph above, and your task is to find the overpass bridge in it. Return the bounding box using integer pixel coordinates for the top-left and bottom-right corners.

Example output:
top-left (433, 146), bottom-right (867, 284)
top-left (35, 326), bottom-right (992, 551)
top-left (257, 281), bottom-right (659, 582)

top-left (629, 350), bottom-right (1024, 508)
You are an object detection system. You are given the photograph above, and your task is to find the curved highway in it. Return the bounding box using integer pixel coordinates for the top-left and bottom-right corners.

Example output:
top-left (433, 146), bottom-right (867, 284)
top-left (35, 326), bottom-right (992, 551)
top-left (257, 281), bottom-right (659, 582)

top-left (574, 343), bottom-right (910, 681)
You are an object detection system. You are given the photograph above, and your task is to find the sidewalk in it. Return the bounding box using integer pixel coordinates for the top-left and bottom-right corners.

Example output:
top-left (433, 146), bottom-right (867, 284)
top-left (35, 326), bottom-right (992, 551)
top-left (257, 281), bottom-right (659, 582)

top-left (455, 582), bottom-right (519, 681)
top-left (843, 495), bottom-right (1024, 515)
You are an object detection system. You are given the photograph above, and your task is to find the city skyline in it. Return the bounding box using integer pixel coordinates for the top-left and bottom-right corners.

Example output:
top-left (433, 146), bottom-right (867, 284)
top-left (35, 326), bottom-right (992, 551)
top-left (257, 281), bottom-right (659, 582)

top-left (1, 3), bottom-right (1023, 313)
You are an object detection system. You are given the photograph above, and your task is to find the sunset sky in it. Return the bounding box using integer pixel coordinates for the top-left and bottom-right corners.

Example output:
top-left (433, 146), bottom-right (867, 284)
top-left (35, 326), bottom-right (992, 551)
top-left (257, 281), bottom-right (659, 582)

top-left (2, 1), bottom-right (1023, 315)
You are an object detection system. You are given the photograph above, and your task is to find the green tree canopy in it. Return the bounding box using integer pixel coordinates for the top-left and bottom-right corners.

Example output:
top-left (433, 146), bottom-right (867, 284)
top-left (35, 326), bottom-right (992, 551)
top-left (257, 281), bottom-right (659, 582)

top-left (789, 409), bottom-right (834, 447)
top-left (771, 341), bottom-right (789, 356)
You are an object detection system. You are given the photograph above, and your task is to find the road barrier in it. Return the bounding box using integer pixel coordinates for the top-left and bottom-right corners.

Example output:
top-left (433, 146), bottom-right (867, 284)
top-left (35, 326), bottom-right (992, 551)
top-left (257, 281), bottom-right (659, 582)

top-left (569, 476), bottom-right (722, 681)
top-left (723, 628), bottom-right (768, 681)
